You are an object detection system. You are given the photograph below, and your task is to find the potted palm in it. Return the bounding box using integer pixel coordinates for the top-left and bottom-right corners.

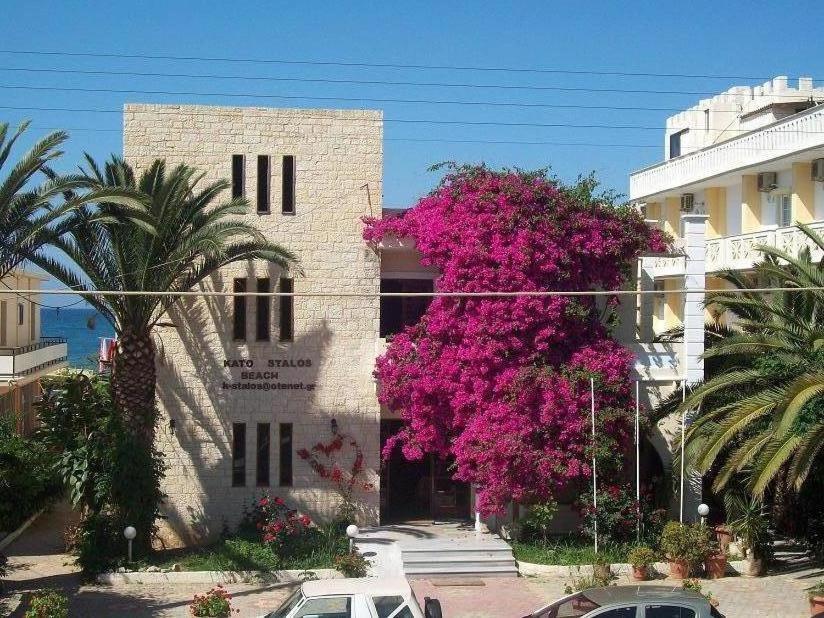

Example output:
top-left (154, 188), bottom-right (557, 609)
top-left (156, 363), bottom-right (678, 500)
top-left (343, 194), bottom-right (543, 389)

top-left (726, 494), bottom-right (771, 577)
top-left (808, 581), bottom-right (824, 616)
top-left (660, 522), bottom-right (709, 579)
top-left (627, 546), bottom-right (656, 581)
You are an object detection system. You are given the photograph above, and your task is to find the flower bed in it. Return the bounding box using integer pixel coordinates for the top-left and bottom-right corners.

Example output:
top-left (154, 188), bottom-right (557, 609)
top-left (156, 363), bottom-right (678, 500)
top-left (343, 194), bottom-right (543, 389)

top-left (511, 537), bottom-right (630, 566)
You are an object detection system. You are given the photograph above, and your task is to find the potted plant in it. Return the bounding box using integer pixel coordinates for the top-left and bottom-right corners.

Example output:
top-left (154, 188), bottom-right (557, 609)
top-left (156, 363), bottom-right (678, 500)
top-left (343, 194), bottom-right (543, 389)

top-left (627, 546), bottom-right (656, 581)
top-left (808, 581), bottom-right (824, 616)
top-left (660, 522), bottom-right (709, 579)
top-left (704, 548), bottom-right (727, 579)
top-left (592, 555), bottom-right (611, 581)
top-left (714, 524), bottom-right (733, 553)
top-left (189, 585), bottom-right (235, 617)
top-left (725, 494), bottom-right (771, 577)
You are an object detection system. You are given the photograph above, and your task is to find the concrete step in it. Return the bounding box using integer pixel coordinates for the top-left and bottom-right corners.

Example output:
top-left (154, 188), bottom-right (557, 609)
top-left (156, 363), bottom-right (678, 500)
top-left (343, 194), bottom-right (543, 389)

top-left (403, 557), bottom-right (517, 568)
top-left (398, 538), bottom-right (518, 578)
top-left (401, 549), bottom-right (514, 561)
top-left (404, 564), bottom-right (519, 578)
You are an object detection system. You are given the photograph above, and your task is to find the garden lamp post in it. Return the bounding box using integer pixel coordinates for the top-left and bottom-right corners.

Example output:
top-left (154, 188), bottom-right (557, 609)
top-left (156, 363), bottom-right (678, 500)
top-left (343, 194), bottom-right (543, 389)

top-left (698, 503), bottom-right (710, 526)
top-left (123, 526), bottom-right (136, 563)
top-left (346, 524), bottom-right (359, 553)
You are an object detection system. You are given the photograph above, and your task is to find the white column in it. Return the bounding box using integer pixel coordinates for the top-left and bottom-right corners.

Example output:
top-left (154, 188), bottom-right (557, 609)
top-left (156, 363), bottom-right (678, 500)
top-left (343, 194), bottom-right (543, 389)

top-left (681, 213), bottom-right (708, 521)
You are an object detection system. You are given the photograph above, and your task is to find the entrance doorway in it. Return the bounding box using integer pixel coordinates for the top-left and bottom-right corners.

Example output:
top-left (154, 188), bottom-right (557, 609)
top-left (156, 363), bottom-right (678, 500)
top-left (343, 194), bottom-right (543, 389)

top-left (380, 420), bottom-right (471, 523)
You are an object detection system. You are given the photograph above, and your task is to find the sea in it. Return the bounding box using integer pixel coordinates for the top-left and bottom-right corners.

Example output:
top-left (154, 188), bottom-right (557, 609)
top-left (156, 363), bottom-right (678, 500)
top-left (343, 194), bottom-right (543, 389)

top-left (40, 307), bottom-right (114, 369)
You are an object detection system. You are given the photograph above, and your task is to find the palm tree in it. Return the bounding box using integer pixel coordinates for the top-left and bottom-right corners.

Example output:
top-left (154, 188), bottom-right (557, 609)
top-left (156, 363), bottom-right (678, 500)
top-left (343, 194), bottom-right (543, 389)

top-left (31, 156), bottom-right (296, 446)
top-left (0, 121), bottom-right (139, 280)
top-left (678, 224), bottom-right (824, 497)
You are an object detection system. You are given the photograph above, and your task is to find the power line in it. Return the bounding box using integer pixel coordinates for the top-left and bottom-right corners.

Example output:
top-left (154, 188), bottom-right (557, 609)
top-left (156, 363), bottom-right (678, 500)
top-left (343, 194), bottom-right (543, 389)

top-left (1, 65), bottom-right (822, 100)
top-left (0, 48), bottom-right (810, 82)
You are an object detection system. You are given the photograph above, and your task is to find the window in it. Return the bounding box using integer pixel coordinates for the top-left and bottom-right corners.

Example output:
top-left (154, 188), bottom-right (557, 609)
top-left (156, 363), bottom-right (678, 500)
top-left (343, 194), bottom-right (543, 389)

top-left (279, 278), bottom-right (294, 341)
top-left (654, 281), bottom-right (666, 322)
top-left (644, 606), bottom-right (695, 618)
top-left (256, 423), bottom-right (270, 486)
top-left (29, 302), bottom-right (35, 340)
top-left (704, 108), bottom-right (710, 132)
top-left (232, 423), bottom-right (246, 487)
top-left (282, 155), bottom-right (296, 214)
top-left (231, 155), bottom-right (245, 199)
top-left (594, 608), bottom-right (636, 618)
top-left (779, 193), bottom-right (792, 227)
top-left (233, 278), bottom-right (247, 341)
top-left (279, 423), bottom-right (293, 486)
top-left (17, 303), bottom-right (24, 326)
top-left (669, 129), bottom-right (687, 159)
top-left (256, 278), bottom-right (271, 341)
top-left (536, 593), bottom-right (600, 618)
top-left (1, 301), bottom-right (7, 346)
top-left (294, 596), bottom-right (351, 618)
top-left (257, 155), bottom-right (270, 213)
top-left (372, 596), bottom-right (405, 618)
top-left (380, 279), bottom-right (433, 337)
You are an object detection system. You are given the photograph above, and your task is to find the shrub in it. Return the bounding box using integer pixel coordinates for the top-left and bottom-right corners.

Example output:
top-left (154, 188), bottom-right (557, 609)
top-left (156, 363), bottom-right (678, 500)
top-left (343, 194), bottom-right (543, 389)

top-left (808, 581), bottom-right (824, 599)
top-left (334, 549), bottom-right (370, 578)
top-left (660, 522), bottom-right (712, 564)
top-left (189, 585), bottom-right (237, 617)
top-left (249, 494), bottom-right (312, 553)
top-left (515, 501), bottom-right (558, 543)
top-left (578, 483), bottom-right (667, 546)
top-left (627, 545), bottom-right (657, 568)
top-left (0, 416), bottom-right (60, 532)
top-left (24, 590), bottom-right (69, 618)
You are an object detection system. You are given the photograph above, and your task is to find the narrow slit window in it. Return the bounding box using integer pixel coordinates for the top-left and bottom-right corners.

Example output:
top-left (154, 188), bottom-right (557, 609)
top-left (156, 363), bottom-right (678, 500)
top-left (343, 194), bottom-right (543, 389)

top-left (232, 423), bottom-right (246, 487)
top-left (256, 278), bottom-right (270, 341)
top-left (279, 423), bottom-right (293, 486)
top-left (233, 278), bottom-right (247, 341)
top-left (0, 301), bottom-right (6, 346)
top-left (282, 155), bottom-right (295, 214)
top-left (256, 423), bottom-right (271, 487)
top-left (231, 155), bottom-right (245, 199)
top-left (279, 278), bottom-right (294, 342)
top-left (257, 155), bottom-right (270, 213)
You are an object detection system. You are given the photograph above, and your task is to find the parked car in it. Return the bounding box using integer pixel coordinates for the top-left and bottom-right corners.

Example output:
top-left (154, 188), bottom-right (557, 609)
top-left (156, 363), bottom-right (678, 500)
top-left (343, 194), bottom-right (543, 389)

top-left (523, 586), bottom-right (725, 618)
top-left (263, 576), bottom-right (442, 618)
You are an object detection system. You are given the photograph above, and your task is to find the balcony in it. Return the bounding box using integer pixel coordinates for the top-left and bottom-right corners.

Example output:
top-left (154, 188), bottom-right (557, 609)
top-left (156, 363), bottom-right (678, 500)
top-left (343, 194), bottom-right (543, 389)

top-left (630, 342), bottom-right (681, 381)
top-left (706, 221), bottom-right (824, 272)
top-left (640, 254), bottom-right (686, 278)
top-left (630, 104), bottom-right (824, 200)
top-left (0, 337), bottom-right (68, 381)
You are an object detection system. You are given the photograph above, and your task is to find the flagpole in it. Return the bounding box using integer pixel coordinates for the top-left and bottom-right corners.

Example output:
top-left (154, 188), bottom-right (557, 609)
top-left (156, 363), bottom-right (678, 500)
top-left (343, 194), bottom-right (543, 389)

top-left (680, 379), bottom-right (686, 524)
top-left (590, 377), bottom-right (598, 554)
top-left (635, 380), bottom-right (641, 544)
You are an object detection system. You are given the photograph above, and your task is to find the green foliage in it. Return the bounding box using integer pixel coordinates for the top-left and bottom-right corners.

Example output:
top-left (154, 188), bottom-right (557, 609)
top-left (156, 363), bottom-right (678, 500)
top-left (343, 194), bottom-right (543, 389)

top-left (724, 489), bottom-right (772, 560)
top-left (36, 373), bottom-right (164, 573)
top-left (514, 501), bottom-right (558, 544)
top-left (808, 581), bottom-right (824, 599)
top-left (0, 415), bottom-right (60, 532)
top-left (682, 578), bottom-right (715, 604)
top-left (24, 590), bottom-right (69, 618)
top-left (563, 568), bottom-right (616, 594)
top-left (189, 585), bottom-right (234, 617)
top-left (334, 548), bottom-right (371, 578)
top-left (627, 545), bottom-right (657, 568)
top-left (659, 522), bottom-right (713, 564)
top-left (511, 536), bottom-right (629, 566)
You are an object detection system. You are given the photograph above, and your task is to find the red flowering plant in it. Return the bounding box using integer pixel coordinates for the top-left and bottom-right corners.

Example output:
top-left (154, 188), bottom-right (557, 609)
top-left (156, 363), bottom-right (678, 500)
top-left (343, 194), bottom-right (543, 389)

top-left (364, 165), bottom-right (668, 516)
top-left (251, 494), bottom-right (312, 552)
top-left (298, 431), bottom-right (373, 523)
top-left (189, 584), bottom-right (238, 617)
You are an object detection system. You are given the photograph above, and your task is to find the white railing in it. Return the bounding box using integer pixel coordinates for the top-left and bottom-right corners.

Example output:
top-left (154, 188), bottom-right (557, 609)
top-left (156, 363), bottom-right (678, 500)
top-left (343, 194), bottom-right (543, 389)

top-left (630, 104), bottom-right (824, 200)
top-left (640, 254), bottom-right (686, 278)
top-left (0, 338), bottom-right (68, 379)
top-left (706, 221), bottom-right (824, 271)
top-left (631, 342), bottom-right (680, 381)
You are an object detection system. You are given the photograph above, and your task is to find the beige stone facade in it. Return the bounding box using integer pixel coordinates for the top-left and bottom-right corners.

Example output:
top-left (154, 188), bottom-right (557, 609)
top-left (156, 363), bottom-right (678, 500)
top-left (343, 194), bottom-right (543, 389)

top-left (124, 104), bottom-right (383, 546)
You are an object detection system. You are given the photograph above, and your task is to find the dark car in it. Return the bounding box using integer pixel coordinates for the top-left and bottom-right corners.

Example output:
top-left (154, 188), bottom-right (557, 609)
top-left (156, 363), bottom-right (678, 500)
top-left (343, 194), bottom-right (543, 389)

top-left (523, 586), bottom-right (725, 618)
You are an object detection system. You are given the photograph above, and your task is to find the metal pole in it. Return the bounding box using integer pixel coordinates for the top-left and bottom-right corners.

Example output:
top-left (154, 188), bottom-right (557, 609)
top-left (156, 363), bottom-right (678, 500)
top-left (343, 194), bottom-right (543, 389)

top-left (591, 377), bottom-right (598, 554)
top-left (127, 539), bottom-right (133, 563)
top-left (635, 380), bottom-right (641, 544)
top-left (680, 379), bottom-right (686, 524)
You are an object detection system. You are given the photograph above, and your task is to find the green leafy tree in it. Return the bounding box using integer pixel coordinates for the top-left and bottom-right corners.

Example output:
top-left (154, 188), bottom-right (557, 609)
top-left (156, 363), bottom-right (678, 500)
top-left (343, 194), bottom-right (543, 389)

top-left (678, 224), bottom-right (824, 497)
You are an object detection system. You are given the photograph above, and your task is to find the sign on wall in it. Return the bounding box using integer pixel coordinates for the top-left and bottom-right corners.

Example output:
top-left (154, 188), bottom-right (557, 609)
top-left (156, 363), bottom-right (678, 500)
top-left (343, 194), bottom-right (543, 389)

top-left (221, 358), bottom-right (317, 392)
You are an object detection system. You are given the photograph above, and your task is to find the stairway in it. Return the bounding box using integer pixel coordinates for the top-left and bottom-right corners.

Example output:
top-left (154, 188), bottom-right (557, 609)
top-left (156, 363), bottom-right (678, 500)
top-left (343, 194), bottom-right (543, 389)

top-left (399, 538), bottom-right (519, 578)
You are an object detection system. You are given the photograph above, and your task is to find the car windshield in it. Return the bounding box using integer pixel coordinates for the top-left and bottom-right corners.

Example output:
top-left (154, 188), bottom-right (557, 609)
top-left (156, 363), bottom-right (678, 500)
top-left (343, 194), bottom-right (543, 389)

top-left (266, 589), bottom-right (304, 618)
top-left (533, 593), bottom-right (601, 618)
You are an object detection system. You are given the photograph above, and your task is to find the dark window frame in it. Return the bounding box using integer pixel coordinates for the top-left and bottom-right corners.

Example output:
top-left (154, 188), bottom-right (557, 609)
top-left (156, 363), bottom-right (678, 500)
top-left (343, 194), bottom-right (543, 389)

top-left (257, 155), bottom-right (270, 214)
top-left (256, 278), bottom-right (271, 341)
top-left (279, 423), bottom-right (293, 487)
top-left (231, 154), bottom-right (245, 199)
top-left (256, 423), bottom-right (271, 487)
top-left (281, 155), bottom-right (296, 214)
top-left (669, 129), bottom-right (687, 159)
top-left (233, 278), bottom-right (247, 341)
top-left (279, 277), bottom-right (294, 342)
top-left (232, 423), bottom-right (246, 487)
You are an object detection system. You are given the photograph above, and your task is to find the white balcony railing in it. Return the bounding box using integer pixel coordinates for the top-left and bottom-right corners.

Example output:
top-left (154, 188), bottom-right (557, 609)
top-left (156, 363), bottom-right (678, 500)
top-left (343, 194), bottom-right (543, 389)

top-left (630, 104), bottom-right (824, 200)
top-left (631, 342), bottom-right (681, 381)
top-left (640, 254), bottom-right (686, 278)
top-left (706, 221), bottom-right (824, 272)
top-left (0, 338), bottom-right (68, 380)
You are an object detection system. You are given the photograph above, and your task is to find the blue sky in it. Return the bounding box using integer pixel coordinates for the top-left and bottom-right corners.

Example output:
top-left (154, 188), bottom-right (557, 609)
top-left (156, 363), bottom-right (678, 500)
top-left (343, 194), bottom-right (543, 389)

top-left (2, 1), bottom-right (823, 207)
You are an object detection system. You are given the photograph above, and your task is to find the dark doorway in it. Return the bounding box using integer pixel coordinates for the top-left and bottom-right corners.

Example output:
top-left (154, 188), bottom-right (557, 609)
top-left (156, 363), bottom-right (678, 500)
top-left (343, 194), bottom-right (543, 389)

top-left (380, 420), bottom-right (471, 522)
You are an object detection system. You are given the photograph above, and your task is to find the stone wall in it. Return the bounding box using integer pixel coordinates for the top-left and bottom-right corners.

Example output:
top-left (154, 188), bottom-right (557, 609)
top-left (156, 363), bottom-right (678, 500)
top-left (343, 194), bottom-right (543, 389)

top-left (123, 104), bottom-right (383, 546)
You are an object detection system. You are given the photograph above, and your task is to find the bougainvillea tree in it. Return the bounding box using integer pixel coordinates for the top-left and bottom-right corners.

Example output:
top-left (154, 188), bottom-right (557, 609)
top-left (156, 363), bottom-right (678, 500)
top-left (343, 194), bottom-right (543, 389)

top-left (363, 165), bottom-right (667, 515)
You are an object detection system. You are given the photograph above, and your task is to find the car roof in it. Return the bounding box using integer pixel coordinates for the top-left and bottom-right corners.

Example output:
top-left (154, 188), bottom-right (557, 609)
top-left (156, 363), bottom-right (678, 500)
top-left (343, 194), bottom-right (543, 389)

top-left (582, 586), bottom-right (707, 605)
top-left (301, 577), bottom-right (412, 598)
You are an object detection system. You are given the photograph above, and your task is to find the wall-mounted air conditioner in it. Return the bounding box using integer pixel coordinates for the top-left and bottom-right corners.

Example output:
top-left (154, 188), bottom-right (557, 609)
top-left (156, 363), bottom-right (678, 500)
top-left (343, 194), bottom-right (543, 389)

top-left (758, 172), bottom-right (778, 192)
top-left (680, 193), bottom-right (695, 212)
top-left (812, 159), bottom-right (824, 182)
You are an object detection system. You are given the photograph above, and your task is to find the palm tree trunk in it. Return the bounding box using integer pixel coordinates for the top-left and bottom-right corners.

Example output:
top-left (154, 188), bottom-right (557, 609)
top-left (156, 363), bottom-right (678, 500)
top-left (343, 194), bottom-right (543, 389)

top-left (111, 328), bottom-right (157, 445)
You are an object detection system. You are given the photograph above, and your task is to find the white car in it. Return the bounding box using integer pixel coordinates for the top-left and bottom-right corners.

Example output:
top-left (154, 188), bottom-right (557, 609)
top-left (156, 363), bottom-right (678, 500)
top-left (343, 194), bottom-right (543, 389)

top-left (263, 577), bottom-right (443, 618)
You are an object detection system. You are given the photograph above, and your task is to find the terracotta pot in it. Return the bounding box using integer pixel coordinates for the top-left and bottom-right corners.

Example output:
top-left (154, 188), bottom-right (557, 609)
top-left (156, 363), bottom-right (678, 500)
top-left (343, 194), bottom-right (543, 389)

top-left (714, 525), bottom-right (733, 553)
top-left (667, 559), bottom-right (690, 579)
top-left (593, 563), bottom-right (611, 580)
top-left (810, 595), bottom-right (824, 616)
top-left (631, 565), bottom-right (648, 581)
top-left (704, 553), bottom-right (727, 579)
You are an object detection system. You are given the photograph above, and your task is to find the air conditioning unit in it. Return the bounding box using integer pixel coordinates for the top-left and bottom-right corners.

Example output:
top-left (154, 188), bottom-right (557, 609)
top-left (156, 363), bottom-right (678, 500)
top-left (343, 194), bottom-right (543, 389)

top-left (812, 158), bottom-right (824, 182)
top-left (680, 193), bottom-right (695, 212)
top-left (758, 172), bottom-right (778, 192)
